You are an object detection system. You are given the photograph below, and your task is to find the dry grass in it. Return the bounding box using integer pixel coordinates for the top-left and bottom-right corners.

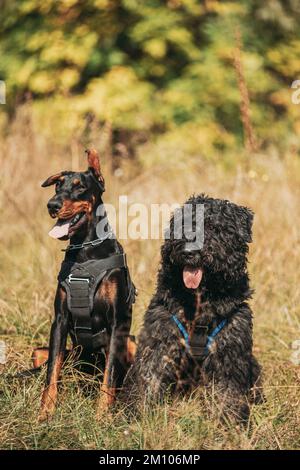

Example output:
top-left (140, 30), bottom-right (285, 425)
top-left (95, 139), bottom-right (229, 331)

top-left (0, 108), bottom-right (300, 449)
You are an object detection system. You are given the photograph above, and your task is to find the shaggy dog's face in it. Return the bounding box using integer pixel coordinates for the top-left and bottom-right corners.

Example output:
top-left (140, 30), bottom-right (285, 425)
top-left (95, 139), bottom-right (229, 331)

top-left (162, 195), bottom-right (253, 291)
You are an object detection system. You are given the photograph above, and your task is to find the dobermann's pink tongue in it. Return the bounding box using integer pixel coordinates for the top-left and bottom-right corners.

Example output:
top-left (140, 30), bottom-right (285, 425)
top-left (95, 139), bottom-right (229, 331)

top-left (183, 266), bottom-right (203, 289)
top-left (48, 219), bottom-right (71, 239)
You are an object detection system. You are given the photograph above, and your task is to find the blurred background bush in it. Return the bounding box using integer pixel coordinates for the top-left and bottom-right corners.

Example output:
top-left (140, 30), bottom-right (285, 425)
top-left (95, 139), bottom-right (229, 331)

top-left (1, 0), bottom-right (300, 164)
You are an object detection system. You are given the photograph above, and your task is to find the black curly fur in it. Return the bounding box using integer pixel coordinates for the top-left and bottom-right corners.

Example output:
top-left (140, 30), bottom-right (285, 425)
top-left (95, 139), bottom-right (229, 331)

top-left (125, 194), bottom-right (263, 422)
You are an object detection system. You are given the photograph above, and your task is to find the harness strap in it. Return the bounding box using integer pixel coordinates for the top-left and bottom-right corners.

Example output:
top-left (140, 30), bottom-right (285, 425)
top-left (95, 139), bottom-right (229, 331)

top-left (172, 314), bottom-right (228, 358)
top-left (172, 315), bottom-right (190, 349)
top-left (60, 253), bottom-right (127, 281)
top-left (205, 318), bottom-right (227, 355)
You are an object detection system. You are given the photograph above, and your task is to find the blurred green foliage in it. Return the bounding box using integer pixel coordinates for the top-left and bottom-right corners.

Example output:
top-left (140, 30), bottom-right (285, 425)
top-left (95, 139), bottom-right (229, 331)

top-left (1, 0), bottom-right (300, 157)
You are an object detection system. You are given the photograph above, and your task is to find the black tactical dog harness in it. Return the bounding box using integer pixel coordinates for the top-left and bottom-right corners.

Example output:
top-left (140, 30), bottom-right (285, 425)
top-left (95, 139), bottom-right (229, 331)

top-left (58, 253), bottom-right (135, 352)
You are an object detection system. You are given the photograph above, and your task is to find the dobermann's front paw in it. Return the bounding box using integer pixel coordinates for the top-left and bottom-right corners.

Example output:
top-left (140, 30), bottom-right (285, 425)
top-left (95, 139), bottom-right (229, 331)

top-left (38, 400), bottom-right (56, 422)
top-left (38, 387), bottom-right (57, 422)
top-left (96, 387), bottom-right (116, 420)
top-left (38, 407), bottom-right (54, 423)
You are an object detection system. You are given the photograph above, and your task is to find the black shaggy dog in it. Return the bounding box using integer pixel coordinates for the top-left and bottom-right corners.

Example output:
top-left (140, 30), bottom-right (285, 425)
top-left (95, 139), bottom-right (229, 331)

top-left (125, 194), bottom-right (263, 422)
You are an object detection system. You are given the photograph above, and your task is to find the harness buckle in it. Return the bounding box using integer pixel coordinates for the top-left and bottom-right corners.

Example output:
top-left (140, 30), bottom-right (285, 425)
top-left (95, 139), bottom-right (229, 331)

top-left (68, 274), bottom-right (90, 284)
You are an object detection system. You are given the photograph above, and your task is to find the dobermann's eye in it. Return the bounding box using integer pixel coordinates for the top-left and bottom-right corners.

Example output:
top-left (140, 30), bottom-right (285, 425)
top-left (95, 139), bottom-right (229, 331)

top-left (55, 182), bottom-right (61, 192)
top-left (76, 185), bottom-right (87, 194)
top-left (71, 178), bottom-right (86, 193)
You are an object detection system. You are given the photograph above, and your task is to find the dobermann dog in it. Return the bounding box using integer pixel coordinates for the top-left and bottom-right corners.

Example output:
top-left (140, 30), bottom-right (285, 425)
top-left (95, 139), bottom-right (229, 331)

top-left (38, 149), bottom-right (136, 421)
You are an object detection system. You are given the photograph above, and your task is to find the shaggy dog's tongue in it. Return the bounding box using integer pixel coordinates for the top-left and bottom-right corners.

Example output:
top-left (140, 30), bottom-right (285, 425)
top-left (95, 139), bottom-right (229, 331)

top-left (183, 266), bottom-right (203, 289)
top-left (48, 219), bottom-right (71, 239)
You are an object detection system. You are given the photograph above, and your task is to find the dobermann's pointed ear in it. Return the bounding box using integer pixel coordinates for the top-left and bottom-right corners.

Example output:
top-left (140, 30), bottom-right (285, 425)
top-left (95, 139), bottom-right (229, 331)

top-left (41, 173), bottom-right (64, 188)
top-left (85, 148), bottom-right (105, 189)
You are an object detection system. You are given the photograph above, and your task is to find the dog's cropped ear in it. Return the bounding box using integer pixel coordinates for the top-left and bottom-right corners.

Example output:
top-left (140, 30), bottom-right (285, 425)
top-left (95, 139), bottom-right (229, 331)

top-left (85, 148), bottom-right (105, 190)
top-left (41, 173), bottom-right (64, 187)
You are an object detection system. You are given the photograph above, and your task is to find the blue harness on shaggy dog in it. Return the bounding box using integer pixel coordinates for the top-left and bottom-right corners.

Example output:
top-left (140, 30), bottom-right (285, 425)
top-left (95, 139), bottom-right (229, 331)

top-left (172, 314), bottom-right (227, 357)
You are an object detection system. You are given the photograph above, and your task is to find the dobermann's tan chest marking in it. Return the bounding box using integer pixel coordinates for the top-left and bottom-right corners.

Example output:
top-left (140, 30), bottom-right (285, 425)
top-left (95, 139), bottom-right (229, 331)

top-left (98, 279), bottom-right (118, 304)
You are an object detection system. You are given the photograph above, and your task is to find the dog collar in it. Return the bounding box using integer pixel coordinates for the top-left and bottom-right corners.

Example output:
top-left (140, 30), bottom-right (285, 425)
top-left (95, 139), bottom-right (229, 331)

top-left (172, 314), bottom-right (227, 356)
top-left (62, 230), bottom-right (114, 252)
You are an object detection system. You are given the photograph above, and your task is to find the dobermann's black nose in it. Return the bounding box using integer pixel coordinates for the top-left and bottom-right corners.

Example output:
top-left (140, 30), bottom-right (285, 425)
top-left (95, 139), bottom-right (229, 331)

top-left (47, 199), bottom-right (61, 215)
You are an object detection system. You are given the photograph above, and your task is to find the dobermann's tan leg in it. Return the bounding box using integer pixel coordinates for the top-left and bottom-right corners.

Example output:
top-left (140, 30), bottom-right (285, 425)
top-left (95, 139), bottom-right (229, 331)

top-left (96, 337), bottom-right (136, 418)
top-left (126, 337), bottom-right (136, 365)
top-left (33, 348), bottom-right (71, 368)
top-left (96, 280), bottom-right (118, 418)
top-left (38, 352), bottom-right (64, 422)
top-left (96, 354), bottom-right (117, 418)
top-left (38, 287), bottom-right (68, 422)
top-left (32, 348), bottom-right (49, 368)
